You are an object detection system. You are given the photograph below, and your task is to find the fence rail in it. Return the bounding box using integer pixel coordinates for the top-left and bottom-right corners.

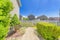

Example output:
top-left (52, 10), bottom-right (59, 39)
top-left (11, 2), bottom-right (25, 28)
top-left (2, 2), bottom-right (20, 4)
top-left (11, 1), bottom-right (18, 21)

top-left (20, 20), bottom-right (59, 26)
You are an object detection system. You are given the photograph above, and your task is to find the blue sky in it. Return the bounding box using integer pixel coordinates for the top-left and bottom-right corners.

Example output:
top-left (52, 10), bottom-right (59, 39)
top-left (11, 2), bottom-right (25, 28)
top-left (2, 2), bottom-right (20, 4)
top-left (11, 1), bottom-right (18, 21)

top-left (20, 0), bottom-right (60, 17)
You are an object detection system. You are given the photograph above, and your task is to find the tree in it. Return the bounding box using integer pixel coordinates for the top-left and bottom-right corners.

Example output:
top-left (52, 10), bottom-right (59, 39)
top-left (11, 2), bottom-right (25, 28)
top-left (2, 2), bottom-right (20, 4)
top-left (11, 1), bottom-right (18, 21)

top-left (0, 0), bottom-right (13, 40)
top-left (10, 14), bottom-right (20, 31)
top-left (28, 14), bottom-right (35, 20)
top-left (37, 15), bottom-right (48, 20)
top-left (23, 17), bottom-right (29, 20)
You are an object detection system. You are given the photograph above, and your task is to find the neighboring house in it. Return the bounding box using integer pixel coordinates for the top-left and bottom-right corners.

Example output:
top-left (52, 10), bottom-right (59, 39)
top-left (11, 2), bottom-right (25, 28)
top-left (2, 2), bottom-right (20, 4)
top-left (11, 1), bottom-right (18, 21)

top-left (49, 17), bottom-right (59, 21)
top-left (10, 0), bottom-right (21, 18)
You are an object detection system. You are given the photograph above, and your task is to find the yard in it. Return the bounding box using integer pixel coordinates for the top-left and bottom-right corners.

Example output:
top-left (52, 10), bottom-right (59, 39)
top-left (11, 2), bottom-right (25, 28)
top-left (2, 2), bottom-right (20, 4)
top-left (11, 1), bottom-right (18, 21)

top-left (0, 0), bottom-right (60, 40)
top-left (6, 21), bottom-right (60, 40)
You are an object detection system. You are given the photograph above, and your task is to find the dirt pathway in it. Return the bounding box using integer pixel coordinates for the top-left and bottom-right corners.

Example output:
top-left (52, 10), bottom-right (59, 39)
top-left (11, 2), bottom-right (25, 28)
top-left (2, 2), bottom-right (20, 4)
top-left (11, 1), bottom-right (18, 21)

top-left (6, 27), bottom-right (40, 40)
top-left (21, 27), bottom-right (40, 40)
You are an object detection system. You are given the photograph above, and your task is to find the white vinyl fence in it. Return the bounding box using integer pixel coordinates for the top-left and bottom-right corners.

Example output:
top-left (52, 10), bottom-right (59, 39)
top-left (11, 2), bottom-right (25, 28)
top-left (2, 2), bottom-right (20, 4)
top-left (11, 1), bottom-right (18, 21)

top-left (21, 20), bottom-right (59, 26)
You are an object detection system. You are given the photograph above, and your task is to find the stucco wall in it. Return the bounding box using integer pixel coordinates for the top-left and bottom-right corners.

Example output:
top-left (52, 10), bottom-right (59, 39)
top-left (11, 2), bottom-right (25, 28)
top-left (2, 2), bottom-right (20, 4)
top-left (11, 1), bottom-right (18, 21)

top-left (10, 0), bottom-right (20, 18)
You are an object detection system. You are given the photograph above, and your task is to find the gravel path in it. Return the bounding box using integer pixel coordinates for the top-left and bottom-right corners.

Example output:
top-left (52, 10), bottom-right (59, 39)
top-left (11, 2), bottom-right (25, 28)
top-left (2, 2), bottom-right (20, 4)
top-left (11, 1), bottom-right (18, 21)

top-left (21, 27), bottom-right (40, 40)
top-left (6, 27), bottom-right (40, 40)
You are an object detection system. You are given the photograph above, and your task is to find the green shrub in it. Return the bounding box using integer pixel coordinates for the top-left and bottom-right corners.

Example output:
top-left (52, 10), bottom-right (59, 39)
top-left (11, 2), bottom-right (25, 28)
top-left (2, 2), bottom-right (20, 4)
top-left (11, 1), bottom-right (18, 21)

top-left (10, 14), bottom-right (20, 26)
top-left (36, 22), bottom-right (60, 40)
top-left (10, 14), bottom-right (20, 31)
top-left (0, 0), bottom-right (13, 40)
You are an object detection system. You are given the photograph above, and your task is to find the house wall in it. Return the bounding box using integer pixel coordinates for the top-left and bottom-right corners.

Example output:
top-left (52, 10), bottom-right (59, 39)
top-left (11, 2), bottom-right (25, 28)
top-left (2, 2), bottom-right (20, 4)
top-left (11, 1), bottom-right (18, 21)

top-left (10, 0), bottom-right (20, 18)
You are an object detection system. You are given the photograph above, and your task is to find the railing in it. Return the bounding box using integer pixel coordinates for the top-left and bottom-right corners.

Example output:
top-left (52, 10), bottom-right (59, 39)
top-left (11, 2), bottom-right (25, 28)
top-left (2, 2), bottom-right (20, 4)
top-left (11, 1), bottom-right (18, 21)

top-left (20, 20), bottom-right (59, 26)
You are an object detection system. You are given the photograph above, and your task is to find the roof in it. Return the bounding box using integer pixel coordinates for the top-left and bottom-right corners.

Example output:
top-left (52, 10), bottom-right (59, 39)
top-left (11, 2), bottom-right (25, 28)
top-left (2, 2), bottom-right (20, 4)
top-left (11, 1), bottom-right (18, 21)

top-left (16, 0), bottom-right (21, 7)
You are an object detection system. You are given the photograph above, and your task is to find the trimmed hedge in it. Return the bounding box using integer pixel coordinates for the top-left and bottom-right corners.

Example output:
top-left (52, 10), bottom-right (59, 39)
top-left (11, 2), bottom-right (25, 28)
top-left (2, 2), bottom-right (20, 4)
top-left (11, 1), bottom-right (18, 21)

top-left (36, 22), bottom-right (60, 40)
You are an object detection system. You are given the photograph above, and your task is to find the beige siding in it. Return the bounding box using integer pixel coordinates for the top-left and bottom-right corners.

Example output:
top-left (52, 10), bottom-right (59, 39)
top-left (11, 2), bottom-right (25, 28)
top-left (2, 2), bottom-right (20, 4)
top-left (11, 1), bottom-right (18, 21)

top-left (10, 0), bottom-right (20, 18)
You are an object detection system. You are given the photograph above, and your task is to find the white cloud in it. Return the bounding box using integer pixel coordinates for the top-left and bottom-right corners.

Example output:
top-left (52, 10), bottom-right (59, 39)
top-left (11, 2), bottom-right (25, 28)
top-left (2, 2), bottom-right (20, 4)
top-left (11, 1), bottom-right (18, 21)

top-left (23, 16), bottom-right (27, 18)
top-left (35, 16), bottom-right (38, 18)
